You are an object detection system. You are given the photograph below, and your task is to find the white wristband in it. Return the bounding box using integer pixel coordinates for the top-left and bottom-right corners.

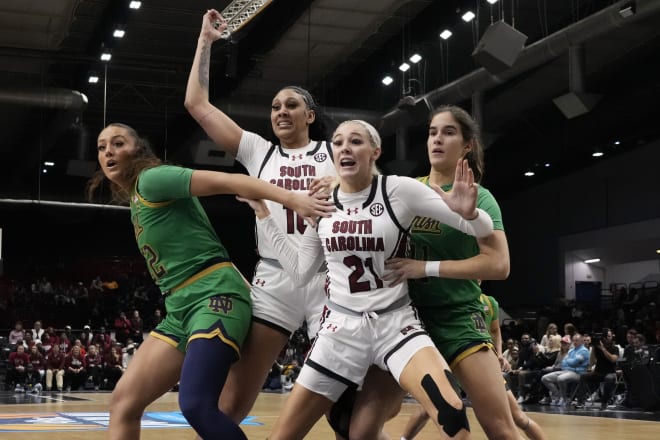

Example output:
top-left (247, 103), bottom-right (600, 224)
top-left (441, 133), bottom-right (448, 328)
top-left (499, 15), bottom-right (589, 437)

top-left (425, 261), bottom-right (440, 277)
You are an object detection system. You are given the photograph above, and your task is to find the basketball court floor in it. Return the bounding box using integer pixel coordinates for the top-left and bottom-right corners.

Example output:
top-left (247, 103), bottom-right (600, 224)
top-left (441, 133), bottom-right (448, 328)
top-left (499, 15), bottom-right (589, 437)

top-left (0, 389), bottom-right (658, 439)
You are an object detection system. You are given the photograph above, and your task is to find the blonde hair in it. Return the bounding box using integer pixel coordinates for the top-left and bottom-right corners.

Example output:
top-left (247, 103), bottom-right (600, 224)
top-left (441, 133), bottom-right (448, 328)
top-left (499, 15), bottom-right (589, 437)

top-left (335, 120), bottom-right (381, 176)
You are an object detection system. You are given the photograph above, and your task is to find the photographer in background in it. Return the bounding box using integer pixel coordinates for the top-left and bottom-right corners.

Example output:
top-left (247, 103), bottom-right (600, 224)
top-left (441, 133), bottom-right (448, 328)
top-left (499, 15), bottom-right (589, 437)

top-left (574, 328), bottom-right (619, 409)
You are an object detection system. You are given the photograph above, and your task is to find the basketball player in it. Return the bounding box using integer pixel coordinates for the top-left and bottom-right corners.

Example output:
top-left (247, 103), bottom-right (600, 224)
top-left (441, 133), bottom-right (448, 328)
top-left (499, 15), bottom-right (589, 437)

top-left (239, 120), bottom-right (495, 439)
top-left (185, 9), bottom-right (339, 426)
top-left (89, 123), bottom-right (332, 440)
top-left (400, 293), bottom-right (548, 440)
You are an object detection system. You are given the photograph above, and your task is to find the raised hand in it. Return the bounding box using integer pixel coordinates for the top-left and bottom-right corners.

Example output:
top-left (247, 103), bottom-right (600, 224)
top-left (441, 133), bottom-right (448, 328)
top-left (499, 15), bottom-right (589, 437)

top-left (200, 9), bottom-right (228, 42)
top-left (432, 159), bottom-right (478, 220)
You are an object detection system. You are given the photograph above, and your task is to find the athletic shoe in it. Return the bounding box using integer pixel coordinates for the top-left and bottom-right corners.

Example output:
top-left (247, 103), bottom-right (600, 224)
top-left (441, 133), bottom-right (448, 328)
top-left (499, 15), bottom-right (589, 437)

top-left (517, 396), bottom-right (524, 404)
top-left (539, 396), bottom-right (551, 405)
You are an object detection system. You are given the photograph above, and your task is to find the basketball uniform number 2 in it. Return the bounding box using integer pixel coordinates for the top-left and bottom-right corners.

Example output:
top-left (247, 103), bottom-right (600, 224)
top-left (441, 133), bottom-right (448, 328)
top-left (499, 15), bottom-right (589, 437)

top-left (344, 255), bottom-right (383, 293)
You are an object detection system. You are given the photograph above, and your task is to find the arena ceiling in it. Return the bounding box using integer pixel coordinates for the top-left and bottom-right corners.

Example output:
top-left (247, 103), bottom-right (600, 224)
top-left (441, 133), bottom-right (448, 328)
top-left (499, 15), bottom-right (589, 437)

top-left (1, 0), bottom-right (660, 267)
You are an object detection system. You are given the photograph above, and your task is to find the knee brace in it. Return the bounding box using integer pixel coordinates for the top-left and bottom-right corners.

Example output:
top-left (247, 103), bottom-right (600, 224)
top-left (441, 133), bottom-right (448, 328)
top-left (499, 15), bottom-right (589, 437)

top-left (421, 372), bottom-right (469, 437)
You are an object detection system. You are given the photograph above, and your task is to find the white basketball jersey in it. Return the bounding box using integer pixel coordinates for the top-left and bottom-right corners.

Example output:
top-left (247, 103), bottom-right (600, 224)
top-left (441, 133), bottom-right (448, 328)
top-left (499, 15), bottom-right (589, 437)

top-left (317, 175), bottom-right (409, 312)
top-left (237, 131), bottom-right (337, 260)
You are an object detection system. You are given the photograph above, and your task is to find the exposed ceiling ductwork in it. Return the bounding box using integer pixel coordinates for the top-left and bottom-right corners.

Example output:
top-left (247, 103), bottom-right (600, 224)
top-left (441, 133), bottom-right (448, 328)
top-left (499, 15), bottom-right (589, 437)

top-left (380, 0), bottom-right (660, 135)
top-left (0, 87), bottom-right (88, 112)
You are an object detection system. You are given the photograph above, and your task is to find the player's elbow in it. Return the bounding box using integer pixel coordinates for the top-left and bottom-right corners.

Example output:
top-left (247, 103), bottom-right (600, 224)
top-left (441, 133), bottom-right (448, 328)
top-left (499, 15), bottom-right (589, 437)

top-left (493, 258), bottom-right (510, 280)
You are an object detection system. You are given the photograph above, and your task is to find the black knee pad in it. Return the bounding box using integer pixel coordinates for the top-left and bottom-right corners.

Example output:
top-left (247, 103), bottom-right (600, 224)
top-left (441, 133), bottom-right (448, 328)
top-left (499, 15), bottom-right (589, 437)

top-left (421, 372), bottom-right (469, 437)
top-left (327, 387), bottom-right (356, 439)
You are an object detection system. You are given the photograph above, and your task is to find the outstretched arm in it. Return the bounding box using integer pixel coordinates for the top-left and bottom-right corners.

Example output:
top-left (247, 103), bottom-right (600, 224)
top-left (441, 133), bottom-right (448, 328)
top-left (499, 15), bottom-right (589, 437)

top-left (184, 9), bottom-right (242, 156)
top-left (237, 197), bottom-right (325, 286)
top-left (190, 170), bottom-right (333, 223)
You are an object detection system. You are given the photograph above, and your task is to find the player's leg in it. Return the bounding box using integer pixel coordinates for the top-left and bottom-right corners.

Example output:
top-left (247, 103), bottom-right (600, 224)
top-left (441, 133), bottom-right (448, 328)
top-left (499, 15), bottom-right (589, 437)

top-left (400, 404), bottom-right (430, 440)
top-left (506, 389), bottom-right (548, 440)
top-left (108, 335), bottom-right (183, 440)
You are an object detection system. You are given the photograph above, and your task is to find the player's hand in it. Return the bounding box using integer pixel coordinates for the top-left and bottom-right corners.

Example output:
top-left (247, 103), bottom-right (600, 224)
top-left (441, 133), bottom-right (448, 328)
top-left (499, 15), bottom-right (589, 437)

top-left (432, 159), bottom-right (478, 220)
top-left (500, 356), bottom-right (512, 372)
top-left (383, 257), bottom-right (426, 286)
top-left (200, 9), bottom-right (228, 42)
top-left (236, 196), bottom-right (270, 219)
top-left (308, 175), bottom-right (335, 196)
top-left (287, 193), bottom-right (334, 228)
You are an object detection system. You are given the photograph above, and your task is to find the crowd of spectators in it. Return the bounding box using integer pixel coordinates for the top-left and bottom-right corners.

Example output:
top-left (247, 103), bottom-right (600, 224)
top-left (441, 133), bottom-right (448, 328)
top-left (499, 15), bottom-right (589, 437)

top-left (2, 267), bottom-right (658, 408)
top-left (499, 283), bottom-right (659, 410)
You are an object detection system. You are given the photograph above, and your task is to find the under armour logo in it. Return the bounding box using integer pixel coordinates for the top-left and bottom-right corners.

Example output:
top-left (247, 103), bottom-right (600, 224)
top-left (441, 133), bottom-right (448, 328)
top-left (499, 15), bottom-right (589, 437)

top-left (208, 295), bottom-right (233, 314)
top-left (254, 279), bottom-right (266, 287)
top-left (400, 325), bottom-right (418, 335)
top-left (291, 154), bottom-right (303, 161)
top-left (326, 323), bottom-right (337, 332)
top-left (346, 208), bottom-right (359, 215)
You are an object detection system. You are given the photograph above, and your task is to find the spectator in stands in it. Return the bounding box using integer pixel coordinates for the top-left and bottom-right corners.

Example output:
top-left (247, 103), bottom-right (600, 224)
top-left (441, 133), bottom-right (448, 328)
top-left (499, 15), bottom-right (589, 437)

top-left (122, 342), bottom-right (137, 370)
top-left (563, 323), bottom-right (576, 344)
top-left (6, 344), bottom-right (30, 391)
top-left (45, 344), bottom-right (65, 392)
top-left (539, 323), bottom-right (559, 353)
top-left (92, 326), bottom-right (113, 354)
top-left (130, 309), bottom-right (144, 344)
top-left (73, 339), bottom-right (87, 357)
top-left (575, 328), bottom-right (619, 409)
top-left (30, 320), bottom-right (45, 341)
top-left (103, 344), bottom-right (125, 390)
top-left (541, 333), bottom-right (590, 406)
top-left (502, 338), bottom-right (517, 367)
top-left (85, 344), bottom-right (104, 391)
top-left (514, 340), bottom-right (548, 403)
top-left (63, 325), bottom-right (74, 343)
top-left (45, 326), bottom-right (59, 347)
top-left (147, 308), bottom-right (164, 331)
top-left (63, 345), bottom-right (87, 391)
top-left (508, 346), bottom-right (520, 371)
top-left (113, 310), bottom-right (132, 346)
top-left (538, 335), bottom-right (570, 404)
top-left (39, 333), bottom-right (51, 354)
top-left (90, 275), bottom-right (104, 294)
top-left (28, 344), bottom-right (46, 383)
top-left (58, 332), bottom-right (71, 354)
top-left (24, 364), bottom-right (42, 393)
top-left (80, 325), bottom-right (93, 349)
top-left (8, 320), bottom-right (25, 345)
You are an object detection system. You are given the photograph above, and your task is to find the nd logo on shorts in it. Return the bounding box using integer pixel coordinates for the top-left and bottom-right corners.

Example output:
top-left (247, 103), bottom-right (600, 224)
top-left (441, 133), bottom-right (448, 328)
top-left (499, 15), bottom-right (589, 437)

top-left (208, 295), bottom-right (233, 314)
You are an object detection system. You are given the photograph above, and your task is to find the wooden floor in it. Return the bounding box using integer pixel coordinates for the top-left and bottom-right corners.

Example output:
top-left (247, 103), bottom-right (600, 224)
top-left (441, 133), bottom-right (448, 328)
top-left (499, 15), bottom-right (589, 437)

top-left (0, 391), bottom-right (658, 439)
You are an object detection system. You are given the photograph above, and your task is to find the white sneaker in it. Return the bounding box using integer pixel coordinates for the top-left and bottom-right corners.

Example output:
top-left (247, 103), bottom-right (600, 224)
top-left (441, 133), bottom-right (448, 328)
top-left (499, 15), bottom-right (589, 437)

top-left (557, 398), bottom-right (566, 406)
top-left (539, 396), bottom-right (551, 405)
top-left (550, 398), bottom-right (560, 406)
top-left (517, 396), bottom-right (524, 404)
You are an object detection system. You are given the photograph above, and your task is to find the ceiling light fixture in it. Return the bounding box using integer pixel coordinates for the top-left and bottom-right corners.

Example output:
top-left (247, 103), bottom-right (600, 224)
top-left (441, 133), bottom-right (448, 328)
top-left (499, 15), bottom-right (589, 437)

top-left (592, 151), bottom-right (604, 157)
top-left (544, 163), bottom-right (550, 168)
top-left (382, 76), bottom-right (393, 86)
top-left (100, 52), bottom-right (112, 62)
top-left (584, 258), bottom-right (601, 264)
top-left (439, 30), bottom-right (452, 40)
top-left (129, 1), bottom-right (142, 9)
top-left (409, 54), bottom-right (422, 64)
top-left (524, 171), bottom-right (535, 177)
top-left (88, 75), bottom-right (99, 84)
top-left (44, 161), bottom-right (55, 167)
top-left (462, 11), bottom-right (476, 22)
top-left (656, 249), bottom-right (660, 254)
top-left (399, 63), bottom-right (410, 72)
top-left (487, 0), bottom-right (499, 4)
top-left (614, 140), bottom-right (621, 145)
top-left (113, 29), bottom-right (125, 38)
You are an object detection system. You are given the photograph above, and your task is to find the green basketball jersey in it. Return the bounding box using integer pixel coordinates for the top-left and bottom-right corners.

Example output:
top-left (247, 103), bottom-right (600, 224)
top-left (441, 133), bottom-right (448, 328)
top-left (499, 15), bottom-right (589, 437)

top-left (479, 293), bottom-right (499, 327)
top-left (130, 165), bottom-right (231, 292)
top-left (408, 176), bottom-right (505, 307)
